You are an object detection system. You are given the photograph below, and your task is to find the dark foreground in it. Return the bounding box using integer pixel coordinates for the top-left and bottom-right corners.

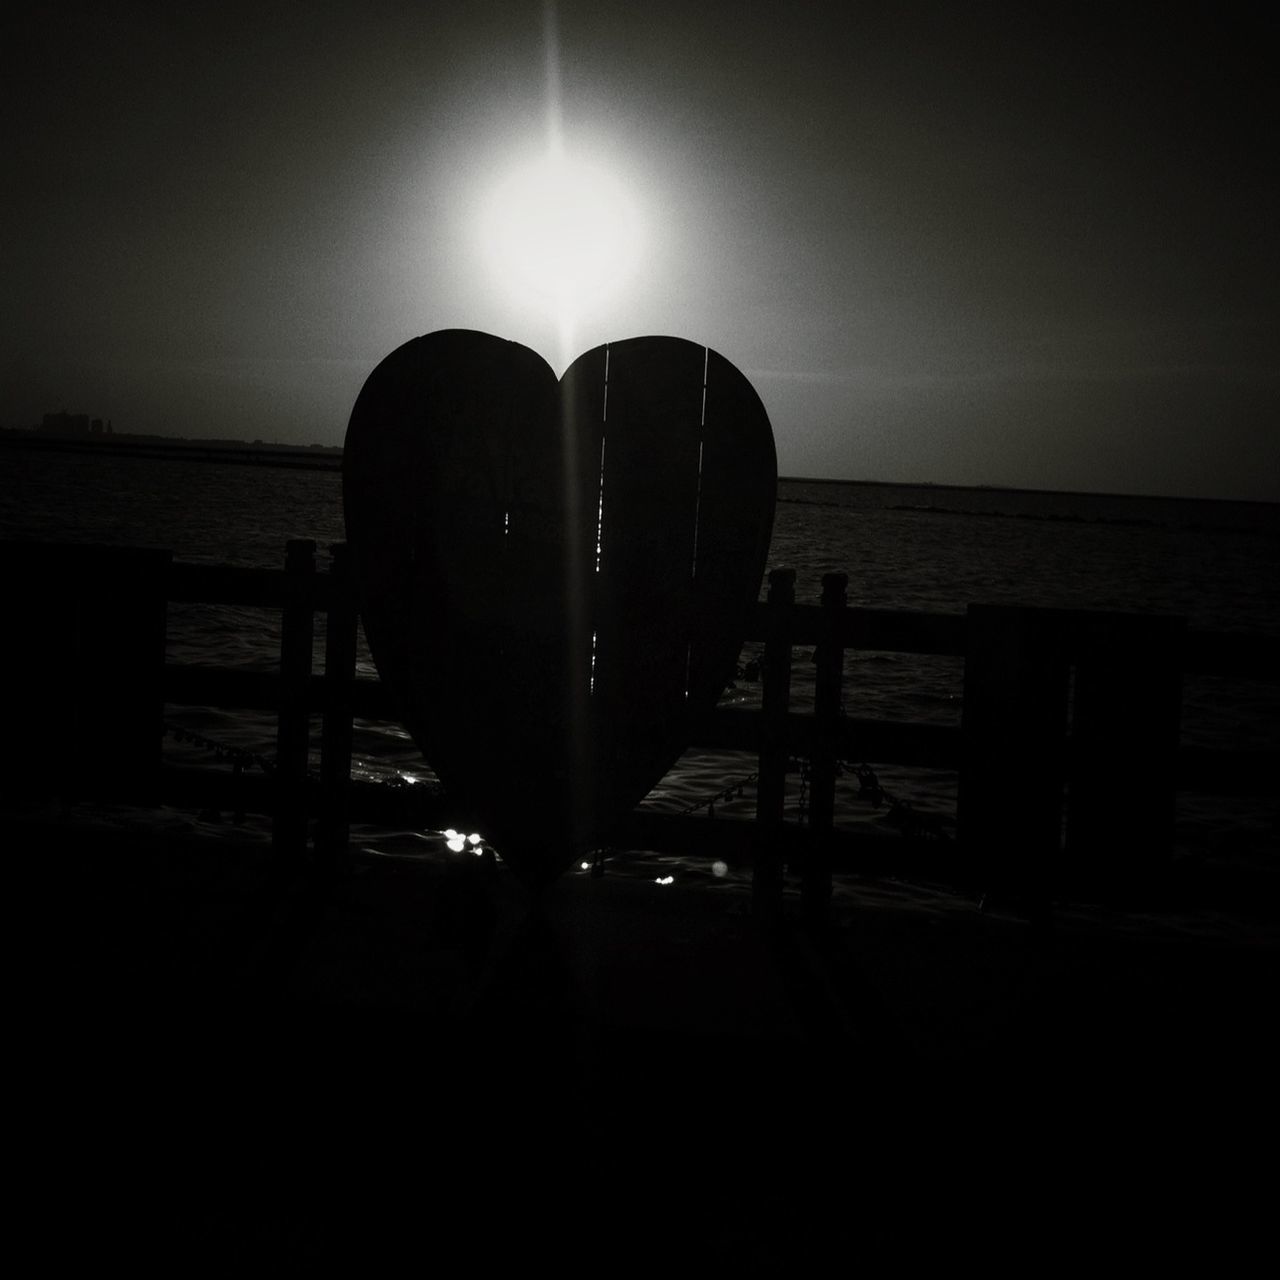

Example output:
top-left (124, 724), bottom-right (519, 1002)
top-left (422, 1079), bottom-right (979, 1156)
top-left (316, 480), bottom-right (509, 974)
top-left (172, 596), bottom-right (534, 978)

top-left (12, 802), bottom-right (1277, 1271)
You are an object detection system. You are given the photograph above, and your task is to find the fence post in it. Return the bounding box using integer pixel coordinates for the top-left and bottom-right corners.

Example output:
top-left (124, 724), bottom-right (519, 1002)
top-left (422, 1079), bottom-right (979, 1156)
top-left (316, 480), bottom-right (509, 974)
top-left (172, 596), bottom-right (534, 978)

top-left (753, 568), bottom-right (795, 923)
top-left (272, 538), bottom-right (315, 873)
top-left (1065, 612), bottom-right (1185, 891)
top-left (804, 572), bottom-right (847, 930)
top-left (318, 542), bottom-right (358, 873)
top-left (959, 605), bottom-right (1070, 911)
top-left (0, 543), bottom-right (171, 805)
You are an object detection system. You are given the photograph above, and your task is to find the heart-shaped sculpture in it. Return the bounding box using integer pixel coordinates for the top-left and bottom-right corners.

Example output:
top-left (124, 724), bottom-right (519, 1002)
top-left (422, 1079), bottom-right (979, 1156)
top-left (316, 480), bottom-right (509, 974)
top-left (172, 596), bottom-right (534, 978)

top-left (344, 330), bottom-right (775, 882)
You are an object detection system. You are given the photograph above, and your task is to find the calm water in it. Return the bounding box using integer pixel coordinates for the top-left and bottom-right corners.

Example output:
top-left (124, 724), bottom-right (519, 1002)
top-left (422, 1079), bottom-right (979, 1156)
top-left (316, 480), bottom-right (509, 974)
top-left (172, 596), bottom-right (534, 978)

top-left (2, 443), bottom-right (1276, 870)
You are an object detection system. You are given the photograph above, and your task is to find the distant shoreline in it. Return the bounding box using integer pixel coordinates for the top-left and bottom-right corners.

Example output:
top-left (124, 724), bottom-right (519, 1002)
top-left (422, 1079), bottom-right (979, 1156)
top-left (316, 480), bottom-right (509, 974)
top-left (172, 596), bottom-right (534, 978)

top-left (0, 429), bottom-right (342, 472)
top-left (2, 429), bottom-right (1275, 508)
top-left (780, 472), bottom-right (1280, 510)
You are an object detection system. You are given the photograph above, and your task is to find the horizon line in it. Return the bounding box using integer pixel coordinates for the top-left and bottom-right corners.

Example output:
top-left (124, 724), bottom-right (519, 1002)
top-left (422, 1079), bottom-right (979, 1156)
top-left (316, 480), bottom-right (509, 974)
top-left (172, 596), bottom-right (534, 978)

top-left (2, 426), bottom-right (1275, 508)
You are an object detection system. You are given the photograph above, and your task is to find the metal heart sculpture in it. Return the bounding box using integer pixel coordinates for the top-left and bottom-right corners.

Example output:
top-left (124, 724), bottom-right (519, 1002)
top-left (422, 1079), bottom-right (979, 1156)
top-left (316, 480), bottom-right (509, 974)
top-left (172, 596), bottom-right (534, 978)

top-left (343, 330), bottom-right (776, 882)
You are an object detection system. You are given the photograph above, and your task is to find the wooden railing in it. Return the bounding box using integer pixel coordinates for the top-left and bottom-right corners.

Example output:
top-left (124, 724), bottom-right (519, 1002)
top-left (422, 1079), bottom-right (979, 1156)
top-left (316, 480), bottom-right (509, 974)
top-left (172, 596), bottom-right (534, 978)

top-left (3, 540), bottom-right (1276, 911)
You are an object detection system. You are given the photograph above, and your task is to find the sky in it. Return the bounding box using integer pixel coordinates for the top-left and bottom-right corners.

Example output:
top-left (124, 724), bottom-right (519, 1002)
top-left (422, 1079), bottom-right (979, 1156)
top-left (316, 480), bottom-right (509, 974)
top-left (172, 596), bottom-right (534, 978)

top-left (3, 1), bottom-right (1276, 500)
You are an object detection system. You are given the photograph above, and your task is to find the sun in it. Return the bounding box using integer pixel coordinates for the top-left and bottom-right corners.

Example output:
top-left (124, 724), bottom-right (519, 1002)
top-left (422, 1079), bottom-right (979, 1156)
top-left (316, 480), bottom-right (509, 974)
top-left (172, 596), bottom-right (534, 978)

top-left (481, 150), bottom-right (642, 326)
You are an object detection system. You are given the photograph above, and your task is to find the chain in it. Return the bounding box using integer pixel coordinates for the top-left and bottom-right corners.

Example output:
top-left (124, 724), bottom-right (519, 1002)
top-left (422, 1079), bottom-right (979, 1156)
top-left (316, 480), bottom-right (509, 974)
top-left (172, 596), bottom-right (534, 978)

top-left (793, 756), bottom-right (811, 822)
top-left (163, 720), bottom-right (448, 799)
top-left (838, 758), bottom-right (951, 839)
top-left (161, 649), bottom-right (944, 840)
top-left (673, 770), bottom-right (759, 818)
top-left (661, 656), bottom-right (763, 818)
top-left (780, 752), bottom-right (949, 838)
top-left (164, 721), bottom-right (275, 775)
top-left (757, 655), bottom-right (954, 838)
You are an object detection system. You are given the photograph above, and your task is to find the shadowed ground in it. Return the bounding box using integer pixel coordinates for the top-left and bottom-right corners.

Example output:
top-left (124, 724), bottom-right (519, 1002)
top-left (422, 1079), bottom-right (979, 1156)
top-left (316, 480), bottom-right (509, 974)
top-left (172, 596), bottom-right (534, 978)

top-left (11, 802), bottom-right (1277, 1270)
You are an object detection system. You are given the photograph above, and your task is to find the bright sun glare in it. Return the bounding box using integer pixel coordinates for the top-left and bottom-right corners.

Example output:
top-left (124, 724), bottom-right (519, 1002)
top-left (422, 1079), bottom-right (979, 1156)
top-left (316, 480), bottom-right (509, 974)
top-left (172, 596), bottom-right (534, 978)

top-left (481, 150), bottom-right (641, 354)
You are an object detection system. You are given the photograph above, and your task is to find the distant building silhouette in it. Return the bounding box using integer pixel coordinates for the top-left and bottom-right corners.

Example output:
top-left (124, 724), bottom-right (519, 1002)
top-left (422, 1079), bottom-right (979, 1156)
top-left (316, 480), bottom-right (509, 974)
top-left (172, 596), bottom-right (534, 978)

top-left (36, 411), bottom-right (111, 438)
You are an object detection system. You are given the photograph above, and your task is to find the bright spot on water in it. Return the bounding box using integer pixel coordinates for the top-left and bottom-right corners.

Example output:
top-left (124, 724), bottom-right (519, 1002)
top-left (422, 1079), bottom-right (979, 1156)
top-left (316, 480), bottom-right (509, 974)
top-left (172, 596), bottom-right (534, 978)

top-left (446, 835), bottom-right (466, 853)
top-left (712, 860), bottom-right (728, 878)
top-left (581, 861), bottom-right (591, 871)
top-left (655, 875), bottom-right (675, 886)
top-left (444, 828), bottom-right (459, 840)
top-left (467, 834), bottom-right (482, 846)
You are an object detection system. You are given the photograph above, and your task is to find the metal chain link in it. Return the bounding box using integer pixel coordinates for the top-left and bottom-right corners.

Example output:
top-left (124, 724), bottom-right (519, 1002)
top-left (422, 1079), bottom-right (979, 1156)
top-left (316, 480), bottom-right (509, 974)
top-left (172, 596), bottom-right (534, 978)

top-left (163, 721), bottom-right (275, 775)
top-left (672, 770), bottom-right (759, 818)
top-left (161, 647), bottom-right (945, 840)
top-left (163, 720), bottom-right (449, 799)
top-left (753, 644), bottom-right (954, 839)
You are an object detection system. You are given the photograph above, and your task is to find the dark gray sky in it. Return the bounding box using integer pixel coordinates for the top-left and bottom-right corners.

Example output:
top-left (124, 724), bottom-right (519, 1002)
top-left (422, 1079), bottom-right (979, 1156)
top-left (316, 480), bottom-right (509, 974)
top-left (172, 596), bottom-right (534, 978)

top-left (4, 1), bottom-right (1276, 499)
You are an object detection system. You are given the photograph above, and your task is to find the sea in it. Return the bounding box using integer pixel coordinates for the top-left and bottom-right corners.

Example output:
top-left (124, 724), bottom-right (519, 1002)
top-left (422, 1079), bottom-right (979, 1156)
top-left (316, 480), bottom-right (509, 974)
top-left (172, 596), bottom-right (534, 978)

top-left (2, 441), bottom-right (1277, 885)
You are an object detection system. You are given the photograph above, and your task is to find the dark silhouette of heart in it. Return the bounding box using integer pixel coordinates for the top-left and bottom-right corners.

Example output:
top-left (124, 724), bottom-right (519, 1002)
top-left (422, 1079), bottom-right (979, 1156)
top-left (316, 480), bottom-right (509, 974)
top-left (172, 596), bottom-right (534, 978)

top-left (343, 330), bottom-right (776, 882)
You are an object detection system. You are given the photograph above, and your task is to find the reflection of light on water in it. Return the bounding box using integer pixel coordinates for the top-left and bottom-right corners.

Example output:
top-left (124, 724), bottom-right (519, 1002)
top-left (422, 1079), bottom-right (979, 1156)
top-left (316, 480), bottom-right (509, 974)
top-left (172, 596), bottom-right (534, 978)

top-left (580, 861), bottom-right (591, 871)
top-left (655, 875), bottom-right (675, 886)
top-left (444, 828), bottom-right (489, 856)
top-left (712, 860), bottom-right (728, 878)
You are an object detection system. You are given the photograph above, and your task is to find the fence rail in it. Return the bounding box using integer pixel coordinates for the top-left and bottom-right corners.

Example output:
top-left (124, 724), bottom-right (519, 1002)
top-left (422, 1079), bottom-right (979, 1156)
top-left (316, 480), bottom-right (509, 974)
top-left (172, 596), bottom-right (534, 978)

top-left (3, 539), bottom-right (1276, 912)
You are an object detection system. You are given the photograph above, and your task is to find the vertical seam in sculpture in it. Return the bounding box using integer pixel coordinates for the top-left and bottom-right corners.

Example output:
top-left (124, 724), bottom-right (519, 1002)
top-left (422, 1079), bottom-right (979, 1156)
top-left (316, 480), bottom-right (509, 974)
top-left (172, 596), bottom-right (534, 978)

top-left (692, 346), bottom-right (708, 577)
top-left (592, 346), bottom-right (609, 697)
top-left (690, 439), bottom-right (704, 578)
top-left (595, 442), bottom-right (607, 575)
top-left (700, 346), bottom-right (708, 427)
top-left (687, 348), bottom-right (709, 697)
top-left (598, 344), bottom-right (609, 574)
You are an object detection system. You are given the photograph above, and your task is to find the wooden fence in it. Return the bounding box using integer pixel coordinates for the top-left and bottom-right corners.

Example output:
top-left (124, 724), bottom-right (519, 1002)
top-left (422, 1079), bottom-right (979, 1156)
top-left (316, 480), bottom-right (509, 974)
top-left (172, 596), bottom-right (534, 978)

top-left (2, 539), bottom-right (1275, 914)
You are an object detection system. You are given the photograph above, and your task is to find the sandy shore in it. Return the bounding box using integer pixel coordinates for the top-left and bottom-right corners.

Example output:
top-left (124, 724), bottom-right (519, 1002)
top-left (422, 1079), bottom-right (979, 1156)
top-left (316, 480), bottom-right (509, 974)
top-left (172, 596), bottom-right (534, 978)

top-left (11, 801), bottom-right (1277, 1269)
